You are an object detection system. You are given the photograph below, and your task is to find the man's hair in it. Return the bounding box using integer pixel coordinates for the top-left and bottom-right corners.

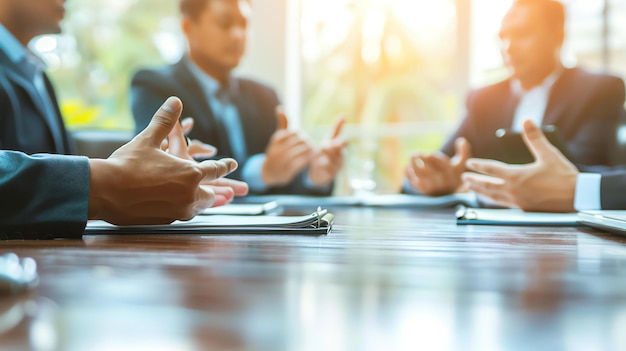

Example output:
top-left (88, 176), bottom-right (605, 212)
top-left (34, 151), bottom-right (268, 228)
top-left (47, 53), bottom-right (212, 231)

top-left (513, 0), bottom-right (565, 32)
top-left (180, 0), bottom-right (211, 20)
top-left (180, 0), bottom-right (250, 21)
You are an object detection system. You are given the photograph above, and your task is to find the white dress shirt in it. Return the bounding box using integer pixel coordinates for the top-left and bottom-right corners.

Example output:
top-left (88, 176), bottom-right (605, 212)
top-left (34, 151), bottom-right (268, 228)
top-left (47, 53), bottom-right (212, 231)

top-left (510, 71), bottom-right (561, 132)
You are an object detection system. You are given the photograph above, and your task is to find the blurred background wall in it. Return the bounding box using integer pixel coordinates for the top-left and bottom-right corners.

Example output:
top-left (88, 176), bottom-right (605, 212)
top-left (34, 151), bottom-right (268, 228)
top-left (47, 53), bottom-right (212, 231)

top-left (34, 0), bottom-right (626, 194)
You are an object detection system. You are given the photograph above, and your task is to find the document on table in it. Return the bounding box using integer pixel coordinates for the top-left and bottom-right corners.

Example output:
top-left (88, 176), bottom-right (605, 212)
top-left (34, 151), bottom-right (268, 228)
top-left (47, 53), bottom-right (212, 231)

top-left (200, 201), bottom-right (281, 216)
top-left (84, 209), bottom-right (334, 236)
top-left (233, 193), bottom-right (479, 209)
top-left (456, 206), bottom-right (580, 226)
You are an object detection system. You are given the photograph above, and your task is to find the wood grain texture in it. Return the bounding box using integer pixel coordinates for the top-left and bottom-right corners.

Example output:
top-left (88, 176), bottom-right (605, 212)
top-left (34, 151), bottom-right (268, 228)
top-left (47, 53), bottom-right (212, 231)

top-left (1, 207), bottom-right (626, 351)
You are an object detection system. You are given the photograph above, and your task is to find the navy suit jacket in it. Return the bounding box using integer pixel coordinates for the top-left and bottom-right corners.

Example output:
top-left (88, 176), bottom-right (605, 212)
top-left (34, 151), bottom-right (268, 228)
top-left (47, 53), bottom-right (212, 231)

top-left (131, 58), bottom-right (331, 195)
top-left (0, 50), bottom-right (74, 155)
top-left (601, 171), bottom-right (626, 209)
top-left (441, 68), bottom-right (625, 166)
top-left (0, 150), bottom-right (89, 240)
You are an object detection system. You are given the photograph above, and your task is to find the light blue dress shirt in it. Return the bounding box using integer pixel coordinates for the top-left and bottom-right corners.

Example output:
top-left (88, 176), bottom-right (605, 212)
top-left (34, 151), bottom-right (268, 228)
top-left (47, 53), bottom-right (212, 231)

top-left (185, 59), bottom-right (269, 192)
top-left (186, 58), bottom-right (332, 194)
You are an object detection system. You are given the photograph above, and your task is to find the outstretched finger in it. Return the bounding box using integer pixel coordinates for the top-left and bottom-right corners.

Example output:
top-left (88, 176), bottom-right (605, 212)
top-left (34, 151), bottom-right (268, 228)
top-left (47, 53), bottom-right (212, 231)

top-left (462, 172), bottom-right (514, 207)
top-left (522, 120), bottom-right (563, 163)
top-left (330, 115), bottom-right (346, 140)
top-left (275, 105), bottom-right (289, 130)
top-left (466, 158), bottom-right (516, 179)
top-left (204, 178), bottom-right (249, 196)
top-left (198, 158), bottom-right (238, 182)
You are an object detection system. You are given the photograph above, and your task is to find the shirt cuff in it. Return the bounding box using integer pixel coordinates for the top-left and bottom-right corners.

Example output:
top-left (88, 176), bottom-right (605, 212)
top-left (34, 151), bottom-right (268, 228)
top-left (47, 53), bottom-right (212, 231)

top-left (402, 178), bottom-right (421, 194)
top-left (302, 170), bottom-right (333, 193)
top-left (242, 154), bottom-right (269, 193)
top-left (574, 173), bottom-right (602, 211)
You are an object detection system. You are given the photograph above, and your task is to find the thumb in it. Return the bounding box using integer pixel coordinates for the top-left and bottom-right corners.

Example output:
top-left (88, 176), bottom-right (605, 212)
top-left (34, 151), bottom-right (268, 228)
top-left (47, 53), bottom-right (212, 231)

top-left (455, 137), bottom-right (472, 160)
top-left (329, 115), bottom-right (346, 140)
top-left (139, 97), bottom-right (183, 148)
top-left (452, 137), bottom-right (472, 166)
top-left (275, 105), bottom-right (289, 130)
top-left (522, 120), bottom-right (561, 162)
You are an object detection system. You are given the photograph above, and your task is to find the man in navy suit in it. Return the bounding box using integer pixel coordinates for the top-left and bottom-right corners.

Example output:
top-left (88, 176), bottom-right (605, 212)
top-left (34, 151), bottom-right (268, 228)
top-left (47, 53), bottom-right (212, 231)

top-left (404, 0), bottom-right (625, 196)
top-left (464, 120), bottom-right (626, 211)
top-left (0, 0), bottom-right (74, 155)
top-left (131, 0), bottom-right (347, 196)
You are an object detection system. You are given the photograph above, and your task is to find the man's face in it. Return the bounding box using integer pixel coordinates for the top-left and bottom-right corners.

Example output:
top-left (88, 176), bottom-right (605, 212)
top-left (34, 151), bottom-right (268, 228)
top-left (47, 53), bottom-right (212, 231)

top-left (498, 5), bottom-right (561, 84)
top-left (11, 0), bottom-right (66, 36)
top-left (184, 0), bottom-right (251, 72)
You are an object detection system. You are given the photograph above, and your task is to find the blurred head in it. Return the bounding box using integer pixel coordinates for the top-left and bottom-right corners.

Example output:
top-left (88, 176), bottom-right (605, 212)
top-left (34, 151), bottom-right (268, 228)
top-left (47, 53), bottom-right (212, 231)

top-left (0, 0), bottom-right (66, 45)
top-left (499, 0), bottom-right (565, 89)
top-left (181, 0), bottom-right (251, 78)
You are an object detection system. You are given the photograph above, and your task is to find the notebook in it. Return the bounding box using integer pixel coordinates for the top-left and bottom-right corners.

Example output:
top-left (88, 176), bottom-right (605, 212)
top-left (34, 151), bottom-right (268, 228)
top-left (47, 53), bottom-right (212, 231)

top-left (578, 211), bottom-right (626, 235)
top-left (456, 206), bottom-right (580, 226)
top-left (84, 209), bottom-right (333, 236)
top-left (200, 201), bottom-right (281, 216)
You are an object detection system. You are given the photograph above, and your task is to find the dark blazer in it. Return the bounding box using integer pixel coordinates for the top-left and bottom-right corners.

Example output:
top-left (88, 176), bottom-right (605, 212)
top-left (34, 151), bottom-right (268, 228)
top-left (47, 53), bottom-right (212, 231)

top-left (0, 151), bottom-right (89, 240)
top-left (131, 58), bottom-right (330, 195)
top-left (0, 50), bottom-right (74, 155)
top-left (441, 68), bottom-right (625, 166)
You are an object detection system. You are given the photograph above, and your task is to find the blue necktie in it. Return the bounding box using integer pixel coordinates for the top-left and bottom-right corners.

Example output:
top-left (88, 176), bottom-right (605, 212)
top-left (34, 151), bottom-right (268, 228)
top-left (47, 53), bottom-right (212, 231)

top-left (214, 89), bottom-right (247, 162)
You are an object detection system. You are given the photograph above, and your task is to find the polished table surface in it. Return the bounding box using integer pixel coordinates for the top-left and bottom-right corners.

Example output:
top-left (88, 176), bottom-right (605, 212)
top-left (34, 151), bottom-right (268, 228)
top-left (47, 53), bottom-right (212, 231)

top-left (2, 206), bottom-right (626, 351)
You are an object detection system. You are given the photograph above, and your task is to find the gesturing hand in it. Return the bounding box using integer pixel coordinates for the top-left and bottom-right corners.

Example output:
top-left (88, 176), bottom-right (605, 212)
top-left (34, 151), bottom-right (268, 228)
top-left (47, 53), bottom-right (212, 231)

top-left (308, 116), bottom-right (348, 187)
top-left (88, 97), bottom-right (239, 225)
top-left (462, 120), bottom-right (578, 212)
top-left (261, 106), bottom-right (314, 187)
top-left (405, 137), bottom-right (472, 196)
top-left (166, 115), bottom-right (249, 207)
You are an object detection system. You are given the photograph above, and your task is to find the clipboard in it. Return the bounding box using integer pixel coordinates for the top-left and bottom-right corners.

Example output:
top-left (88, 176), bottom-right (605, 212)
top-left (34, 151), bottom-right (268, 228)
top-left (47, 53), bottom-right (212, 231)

top-left (455, 206), bottom-right (581, 226)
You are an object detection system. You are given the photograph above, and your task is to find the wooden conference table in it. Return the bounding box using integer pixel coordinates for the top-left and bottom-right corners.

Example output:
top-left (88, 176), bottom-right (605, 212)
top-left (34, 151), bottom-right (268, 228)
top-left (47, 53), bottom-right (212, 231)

top-left (1, 204), bottom-right (626, 351)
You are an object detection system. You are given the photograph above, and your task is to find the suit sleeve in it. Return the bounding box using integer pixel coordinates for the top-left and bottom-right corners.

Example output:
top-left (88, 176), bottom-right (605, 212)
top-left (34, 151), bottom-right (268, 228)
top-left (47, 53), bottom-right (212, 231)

top-left (131, 70), bottom-right (172, 135)
top-left (0, 151), bottom-right (89, 239)
top-left (571, 76), bottom-right (625, 166)
top-left (601, 171), bottom-right (626, 209)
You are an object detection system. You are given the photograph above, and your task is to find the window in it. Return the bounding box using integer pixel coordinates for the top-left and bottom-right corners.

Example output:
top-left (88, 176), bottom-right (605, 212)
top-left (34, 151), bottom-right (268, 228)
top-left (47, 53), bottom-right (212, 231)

top-left (38, 0), bottom-right (625, 193)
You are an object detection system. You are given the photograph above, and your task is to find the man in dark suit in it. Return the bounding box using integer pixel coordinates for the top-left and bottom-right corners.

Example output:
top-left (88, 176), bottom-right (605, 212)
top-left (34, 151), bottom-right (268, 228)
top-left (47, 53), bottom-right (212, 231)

top-left (132, 0), bottom-right (346, 196)
top-left (404, 0), bottom-right (624, 196)
top-left (464, 120), bottom-right (626, 211)
top-left (0, 0), bottom-right (249, 233)
top-left (0, 96), bottom-right (240, 239)
top-left (0, 0), bottom-right (74, 155)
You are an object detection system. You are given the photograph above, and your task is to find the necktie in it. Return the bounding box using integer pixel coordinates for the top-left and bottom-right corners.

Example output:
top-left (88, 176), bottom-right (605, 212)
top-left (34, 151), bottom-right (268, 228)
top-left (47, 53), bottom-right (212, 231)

top-left (214, 88), bottom-right (247, 161)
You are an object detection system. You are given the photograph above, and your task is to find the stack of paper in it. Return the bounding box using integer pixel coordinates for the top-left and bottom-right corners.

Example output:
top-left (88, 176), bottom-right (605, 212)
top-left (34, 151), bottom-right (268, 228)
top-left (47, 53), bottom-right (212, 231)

top-left (85, 209), bottom-right (333, 236)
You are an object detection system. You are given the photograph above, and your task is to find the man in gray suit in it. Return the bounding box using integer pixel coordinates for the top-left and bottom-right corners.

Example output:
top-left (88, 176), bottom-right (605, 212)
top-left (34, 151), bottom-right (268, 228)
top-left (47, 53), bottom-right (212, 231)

top-left (0, 96), bottom-right (242, 240)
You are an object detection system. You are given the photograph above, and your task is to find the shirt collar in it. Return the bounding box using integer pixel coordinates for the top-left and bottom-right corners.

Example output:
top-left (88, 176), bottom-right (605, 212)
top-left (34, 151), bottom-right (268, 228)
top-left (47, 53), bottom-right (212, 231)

top-left (0, 23), bottom-right (28, 64)
top-left (184, 56), bottom-right (238, 99)
top-left (511, 67), bottom-right (563, 96)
